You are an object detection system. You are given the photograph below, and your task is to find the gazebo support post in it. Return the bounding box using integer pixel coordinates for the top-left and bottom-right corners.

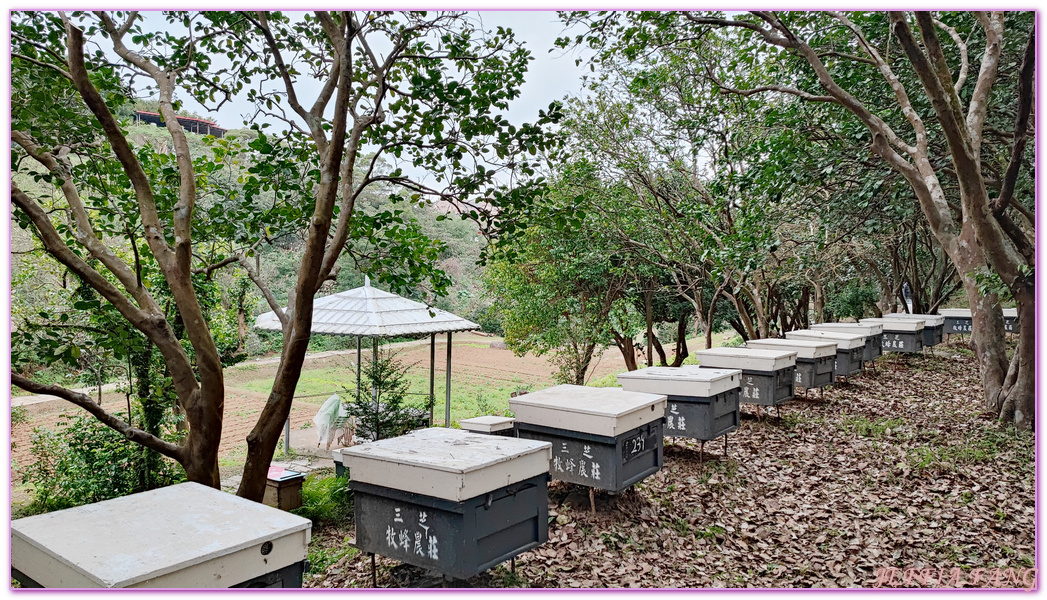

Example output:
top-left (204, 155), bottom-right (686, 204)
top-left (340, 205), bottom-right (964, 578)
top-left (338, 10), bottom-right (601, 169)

top-left (373, 338), bottom-right (379, 435)
top-left (356, 336), bottom-right (362, 405)
top-left (445, 331), bottom-right (452, 427)
top-left (429, 333), bottom-right (436, 426)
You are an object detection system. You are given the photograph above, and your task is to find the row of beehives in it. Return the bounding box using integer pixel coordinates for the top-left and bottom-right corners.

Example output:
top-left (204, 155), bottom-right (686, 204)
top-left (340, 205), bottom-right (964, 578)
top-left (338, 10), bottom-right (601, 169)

top-left (326, 309), bottom-right (1017, 584)
top-left (9, 310), bottom-right (1013, 589)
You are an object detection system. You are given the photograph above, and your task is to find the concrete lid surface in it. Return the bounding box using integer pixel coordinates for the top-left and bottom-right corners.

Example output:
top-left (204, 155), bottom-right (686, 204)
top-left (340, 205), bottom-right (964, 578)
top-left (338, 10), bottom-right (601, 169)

top-left (616, 365), bottom-right (742, 383)
top-left (860, 318), bottom-right (925, 332)
top-left (785, 330), bottom-right (866, 349)
top-left (11, 482), bottom-right (311, 588)
top-left (885, 313), bottom-right (946, 326)
top-left (341, 427), bottom-right (548, 475)
top-left (744, 338), bottom-right (837, 359)
top-left (811, 322), bottom-right (883, 335)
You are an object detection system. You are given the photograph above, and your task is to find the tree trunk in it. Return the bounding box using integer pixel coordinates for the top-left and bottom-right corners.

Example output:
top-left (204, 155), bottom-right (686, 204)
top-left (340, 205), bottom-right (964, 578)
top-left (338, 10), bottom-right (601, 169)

top-left (650, 333), bottom-right (669, 366)
top-left (644, 287), bottom-right (654, 368)
top-left (997, 289), bottom-right (1034, 428)
top-left (671, 316), bottom-right (689, 367)
top-left (612, 331), bottom-right (639, 371)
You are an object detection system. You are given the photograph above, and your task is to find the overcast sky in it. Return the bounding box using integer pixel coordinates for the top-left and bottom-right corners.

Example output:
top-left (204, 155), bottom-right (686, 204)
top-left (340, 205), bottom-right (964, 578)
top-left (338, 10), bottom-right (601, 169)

top-left (129, 10), bottom-right (592, 134)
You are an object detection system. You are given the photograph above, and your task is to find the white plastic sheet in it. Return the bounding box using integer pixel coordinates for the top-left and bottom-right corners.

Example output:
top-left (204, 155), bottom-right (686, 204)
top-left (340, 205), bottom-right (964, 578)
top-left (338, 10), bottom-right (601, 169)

top-left (313, 394), bottom-right (342, 447)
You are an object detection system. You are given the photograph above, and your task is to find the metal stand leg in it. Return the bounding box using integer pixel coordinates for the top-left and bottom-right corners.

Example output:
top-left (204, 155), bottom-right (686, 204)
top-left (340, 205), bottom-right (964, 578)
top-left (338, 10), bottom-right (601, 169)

top-left (776, 405), bottom-right (782, 419)
top-left (511, 557), bottom-right (516, 573)
top-left (371, 553), bottom-right (377, 588)
top-left (723, 434), bottom-right (728, 457)
top-left (699, 440), bottom-right (705, 463)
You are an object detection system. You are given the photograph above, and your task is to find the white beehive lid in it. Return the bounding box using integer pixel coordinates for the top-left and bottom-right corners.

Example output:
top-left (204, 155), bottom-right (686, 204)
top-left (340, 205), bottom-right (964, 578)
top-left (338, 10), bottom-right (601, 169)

top-left (509, 384), bottom-right (666, 438)
top-left (937, 308), bottom-right (972, 318)
top-left (744, 338), bottom-right (837, 359)
top-left (341, 427), bottom-right (550, 502)
top-left (885, 313), bottom-right (945, 327)
top-left (332, 448), bottom-right (345, 463)
top-left (1003, 307), bottom-right (1018, 318)
top-left (459, 415), bottom-right (515, 433)
top-left (811, 322), bottom-right (883, 335)
top-left (860, 318), bottom-right (924, 332)
top-left (785, 330), bottom-right (866, 350)
top-left (616, 365), bottom-right (741, 397)
top-left (694, 347), bottom-right (797, 371)
top-left (11, 482), bottom-right (311, 588)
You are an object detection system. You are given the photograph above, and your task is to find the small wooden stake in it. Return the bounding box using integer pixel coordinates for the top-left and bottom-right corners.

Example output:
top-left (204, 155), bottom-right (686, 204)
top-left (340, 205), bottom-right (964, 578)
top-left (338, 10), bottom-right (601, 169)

top-left (699, 440), bottom-right (705, 463)
top-left (370, 553), bottom-right (377, 588)
top-left (723, 434), bottom-right (728, 457)
top-left (511, 557), bottom-right (516, 573)
top-left (589, 488), bottom-right (596, 514)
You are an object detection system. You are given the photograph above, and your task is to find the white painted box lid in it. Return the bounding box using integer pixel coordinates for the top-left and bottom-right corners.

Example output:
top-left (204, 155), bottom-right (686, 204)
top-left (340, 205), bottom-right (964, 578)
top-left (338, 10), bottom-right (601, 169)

top-left (332, 447), bottom-right (345, 463)
top-left (1003, 307), bottom-right (1018, 318)
top-left (342, 427), bottom-right (550, 502)
top-left (459, 415), bottom-right (515, 433)
top-left (811, 322), bottom-right (883, 335)
top-left (937, 308), bottom-right (972, 318)
top-left (744, 338), bottom-right (837, 359)
top-left (694, 347), bottom-right (797, 371)
top-left (509, 384), bottom-right (666, 438)
top-left (860, 318), bottom-right (924, 332)
top-left (885, 313), bottom-right (945, 326)
top-left (616, 365), bottom-right (741, 397)
top-left (11, 482), bottom-right (311, 588)
top-left (785, 330), bottom-right (866, 350)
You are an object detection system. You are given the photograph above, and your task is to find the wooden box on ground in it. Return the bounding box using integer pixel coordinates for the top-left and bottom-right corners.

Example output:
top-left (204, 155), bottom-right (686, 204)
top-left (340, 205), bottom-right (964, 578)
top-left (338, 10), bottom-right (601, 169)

top-left (784, 330), bottom-right (865, 376)
top-left (459, 415), bottom-right (516, 436)
top-left (885, 313), bottom-right (945, 347)
top-left (616, 366), bottom-right (741, 441)
top-left (743, 339), bottom-right (837, 391)
top-left (810, 322), bottom-right (883, 363)
top-left (859, 318), bottom-right (924, 353)
top-left (510, 385), bottom-right (666, 493)
top-left (694, 348), bottom-right (797, 406)
top-left (264, 467), bottom-right (305, 511)
top-left (342, 428), bottom-right (551, 581)
top-left (11, 482), bottom-right (311, 588)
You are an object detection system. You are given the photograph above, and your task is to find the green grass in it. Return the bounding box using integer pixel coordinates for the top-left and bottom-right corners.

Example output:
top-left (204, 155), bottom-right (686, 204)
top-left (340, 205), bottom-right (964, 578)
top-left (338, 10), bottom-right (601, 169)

top-left (838, 415), bottom-right (904, 439)
top-left (237, 363), bottom-right (548, 428)
top-left (907, 425), bottom-right (1033, 474)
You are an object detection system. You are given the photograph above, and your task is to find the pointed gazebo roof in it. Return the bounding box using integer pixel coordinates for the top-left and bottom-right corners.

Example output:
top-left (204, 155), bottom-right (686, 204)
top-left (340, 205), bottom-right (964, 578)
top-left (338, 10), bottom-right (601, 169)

top-left (254, 277), bottom-right (479, 337)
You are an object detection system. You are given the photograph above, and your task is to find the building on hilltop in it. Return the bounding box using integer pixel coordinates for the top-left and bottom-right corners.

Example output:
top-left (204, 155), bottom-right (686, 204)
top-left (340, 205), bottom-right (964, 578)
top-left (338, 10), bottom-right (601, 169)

top-left (134, 111), bottom-right (227, 138)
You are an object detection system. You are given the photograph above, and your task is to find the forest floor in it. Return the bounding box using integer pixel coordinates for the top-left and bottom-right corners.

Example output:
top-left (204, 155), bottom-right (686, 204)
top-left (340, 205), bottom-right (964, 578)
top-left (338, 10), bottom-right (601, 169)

top-left (302, 339), bottom-right (1036, 589)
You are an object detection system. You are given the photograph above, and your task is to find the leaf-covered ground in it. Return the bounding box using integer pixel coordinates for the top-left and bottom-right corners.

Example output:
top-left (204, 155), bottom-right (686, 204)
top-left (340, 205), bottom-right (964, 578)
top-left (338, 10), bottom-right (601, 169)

top-left (305, 342), bottom-right (1036, 588)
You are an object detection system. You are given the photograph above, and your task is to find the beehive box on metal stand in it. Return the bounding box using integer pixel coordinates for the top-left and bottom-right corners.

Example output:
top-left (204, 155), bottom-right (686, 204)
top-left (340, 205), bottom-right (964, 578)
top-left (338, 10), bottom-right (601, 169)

top-left (938, 308), bottom-right (973, 336)
top-left (510, 385), bottom-right (666, 494)
top-left (459, 416), bottom-right (516, 436)
top-left (11, 482), bottom-right (311, 588)
top-left (860, 318), bottom-right (924, 353)
top-left (693, 348), bottom-right (797, 406)
top-left (615, 366), bottom-right (740, 441)
top-left (342, 428), bottom-right (552, 581)
top-left (1003, 308), bottom-right (1019, 333)
top-left (333, 447), bottom-right (348, 478)
top-left (743, 339), bottom-right (837, 391)
top-left (885, 313), bottom-right (945, 347)
top-left (784, 330), bottom-right (866, 377)
top-left (810, 322), bottom-right (883, 363)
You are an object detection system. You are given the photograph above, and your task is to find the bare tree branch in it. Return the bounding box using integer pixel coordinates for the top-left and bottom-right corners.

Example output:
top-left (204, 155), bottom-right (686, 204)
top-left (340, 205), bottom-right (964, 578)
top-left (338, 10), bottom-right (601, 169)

top-left (11, 373), bottom-right (183, 460)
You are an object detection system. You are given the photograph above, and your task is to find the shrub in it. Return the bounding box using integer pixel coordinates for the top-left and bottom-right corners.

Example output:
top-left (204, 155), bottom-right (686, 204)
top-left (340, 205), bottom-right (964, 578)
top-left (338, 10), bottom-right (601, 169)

top-left (292, 473), bottom-right (353, 524)
top-left (20, 409), bottom-right (185, 515)
top-left (343, 350), bottom-right (431, 441)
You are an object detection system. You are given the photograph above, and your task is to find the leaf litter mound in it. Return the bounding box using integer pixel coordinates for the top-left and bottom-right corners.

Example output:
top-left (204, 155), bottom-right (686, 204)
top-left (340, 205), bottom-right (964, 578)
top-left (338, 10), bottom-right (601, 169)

top-left (306, 341), bottom-right (1035, 588)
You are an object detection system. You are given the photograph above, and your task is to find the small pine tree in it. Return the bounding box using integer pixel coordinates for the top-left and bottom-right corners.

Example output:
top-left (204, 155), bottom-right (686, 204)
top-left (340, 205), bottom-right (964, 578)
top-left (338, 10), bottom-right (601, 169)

top-left (343, 349), bottom-right (431, 441)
